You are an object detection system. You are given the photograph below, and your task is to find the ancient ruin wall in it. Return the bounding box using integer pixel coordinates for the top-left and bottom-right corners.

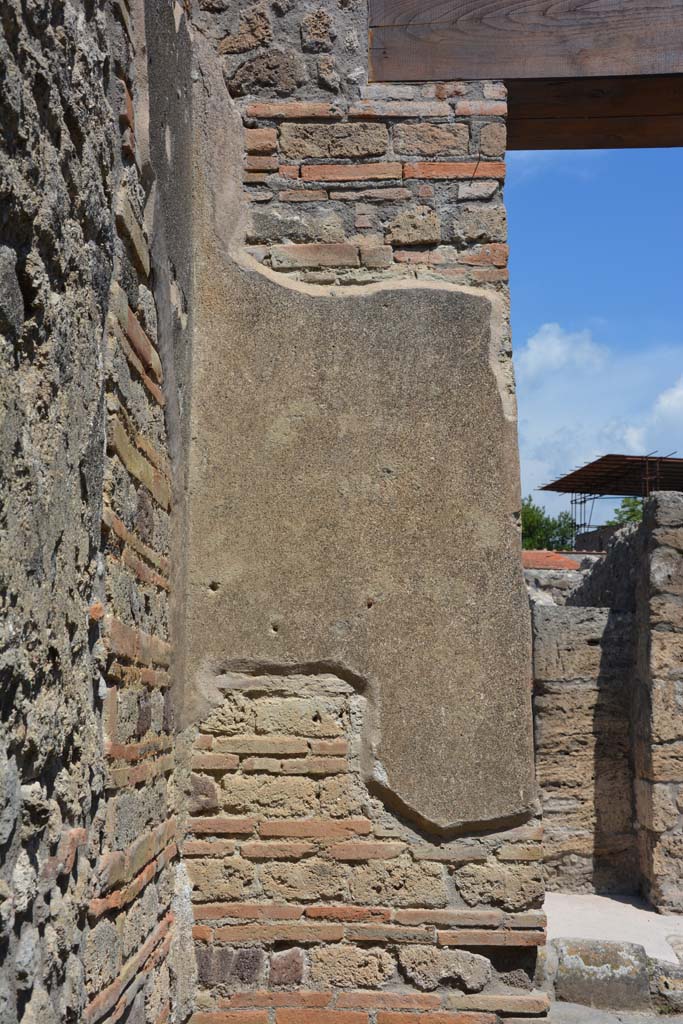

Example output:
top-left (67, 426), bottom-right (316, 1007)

top-left (0, 0), bottom-right (195, 1019)
top-left (184, 1), bottom-right (546, 1021)
top-left (532, 497), bottom-right (683, 911)
top-left (533, 605), bottom-right (637, 895)
top-left (632, 493), bottom-right (683, 912)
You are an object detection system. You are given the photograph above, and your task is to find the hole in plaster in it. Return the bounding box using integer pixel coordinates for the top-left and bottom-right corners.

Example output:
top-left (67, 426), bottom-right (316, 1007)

top-left (270, 622), bottom-right (280, 634)
top-left (208, 581), bottom-right (220, 593)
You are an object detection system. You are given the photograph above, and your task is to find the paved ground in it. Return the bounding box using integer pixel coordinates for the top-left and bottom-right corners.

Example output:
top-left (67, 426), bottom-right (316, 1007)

top-left (549, 1004), bottom-right (683, 1023)
top-left (546, 893), bottom-right (683, 964)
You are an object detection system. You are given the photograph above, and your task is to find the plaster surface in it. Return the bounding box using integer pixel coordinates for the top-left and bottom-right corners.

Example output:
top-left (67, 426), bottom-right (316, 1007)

top-left (186, 263), bottom-right (534, 834)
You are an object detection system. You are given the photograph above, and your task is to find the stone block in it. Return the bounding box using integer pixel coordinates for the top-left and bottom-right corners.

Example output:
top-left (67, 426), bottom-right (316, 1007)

top-left (398, 945), bottom-right (491, 992)
top-left (386, 206), bottom-right (441, 246)
top-left (259, 858), bottom-right (349, 901)
top-left (221, 773), bottom-right (319, 817)
top-left (393, 123), bottom-right (469, 156)
top-left (280, 123), bottom-right (388, 159)
top-left (552, 939), bottom-right (651, 1011)
top-left (270, 948), bottom-right (305, 987)
top-left (309, 945), bottom-right (395, 988)
top-left (350, 856), bottom-right (447, 908)
top-left (453, 859), bottom-right (544, 912)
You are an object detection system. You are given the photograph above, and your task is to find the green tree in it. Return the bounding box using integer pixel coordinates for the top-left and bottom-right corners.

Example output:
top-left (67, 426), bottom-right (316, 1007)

top-left (606, 496), bottom-right (643, 526)
top-left (521, 495), bottom-right (575, 551)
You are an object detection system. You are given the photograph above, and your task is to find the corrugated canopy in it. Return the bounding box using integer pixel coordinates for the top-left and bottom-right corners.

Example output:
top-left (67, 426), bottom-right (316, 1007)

top-left (541, 454), bottom-right (683, 497)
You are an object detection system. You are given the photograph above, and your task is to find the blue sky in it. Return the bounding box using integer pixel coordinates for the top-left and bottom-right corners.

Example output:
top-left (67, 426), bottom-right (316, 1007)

top-left (506, 148), bottom-right (683, 521)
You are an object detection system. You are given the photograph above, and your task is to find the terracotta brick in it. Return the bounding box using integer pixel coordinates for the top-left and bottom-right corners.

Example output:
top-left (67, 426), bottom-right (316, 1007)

top-left (246, 102), bottom-right (342, 120)
top-left (359, 246), bottom-right (393, 270)
top-left (213, 923), bottom-right (344, 943)
top-left (349, 101), bottom-right (451, 119)
top-left (244, 172), bottom-right (270, 184)
top-left (395, 909), bottom-right (504, 928)
top-left (260, 818), bottom-right (372, 839)
top-left (109, 417), bottom-right (171, 509)
top-left (126, 307), bottom-right (163, 383)
top-left (305, 906), bottom-right (391, 923)
top-left (241, 841), bottom-right (317, 859)
top-left (245, 154), bottom-right (279, 172)
top-left (445, 994), bottom-right (550, 1014)
top-left (216, 735), bottom-right (309, 756)
top-left (458, 243), bottom-right (508, 267)
top-left (377, 1016), bottom-right (495, 1024)
top-left (192, 753), bottom-right (240, 772)
top-left (279, 190), bottom-right (328, 202)
top-left (279, 165), bottom-right (300, 179)
top-left (329, 188), bottom-right (411, 203)
top-left (337, 993), bottom-right (440, 1010)
top-left (453, 99), bottom-right (507, 116)
top-left (191, 1014), bottom-right (269, 1024)
top-left (310, 739), bottom-right (348, 756)
top-left (194, 903), bottom-right (303, 922)
top-left (302, 163), bottom-right (402, 182)
top-left (271, 244), bottom-right (359, 270)
top-left (240, 756), bottom-right (347, 775)
top-left (403, 162), bottom-right (506, 181)
top-left (245, 127), bottom-right (277, 153)
top-left (196, 734), bottom-right (214, 750)
top-left (277, 1012), bottom-right (368, 1024)
top-left (437, 929), bottom-right (546, 947)
top-left (190, 817), bottom-right (256, 835)
top-left (327, 841), bottom-right (405, 861)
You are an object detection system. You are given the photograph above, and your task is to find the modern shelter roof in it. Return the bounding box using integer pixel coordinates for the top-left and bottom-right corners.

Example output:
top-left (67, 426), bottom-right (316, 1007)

top-left (541, 454), bottom-right (683, 497)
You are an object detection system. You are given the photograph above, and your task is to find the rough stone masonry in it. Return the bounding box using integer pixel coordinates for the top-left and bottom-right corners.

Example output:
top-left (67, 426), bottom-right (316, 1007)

top-left (0, 0), bottom-right (551, 1021)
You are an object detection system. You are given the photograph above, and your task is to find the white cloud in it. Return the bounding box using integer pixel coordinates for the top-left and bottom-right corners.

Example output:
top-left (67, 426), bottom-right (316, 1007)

top-left (514, 323), bottom-right (683, 520)
top-left (654, 376), bottom-right (683, 421)
top-left (517, 322), bottom-right (607, 382)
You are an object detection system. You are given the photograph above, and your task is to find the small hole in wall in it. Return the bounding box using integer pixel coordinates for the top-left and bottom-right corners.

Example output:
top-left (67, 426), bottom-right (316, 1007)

top-left (208, 581), bottom-right (220, 593)
top-left (366, 598), bottom-right (374, 609)
top-left (270, 622), bottom-right (280, 634)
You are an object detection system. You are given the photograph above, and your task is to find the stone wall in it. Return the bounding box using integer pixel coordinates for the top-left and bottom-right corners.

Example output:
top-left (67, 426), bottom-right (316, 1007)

top-left (533, 606), bottom-right (637, 895)
top-left (187, 672), bottom-right (547, 1023)
top-left (0, 0), bottom-right (194, 1019)
top-left (632, 494), bottom-right (683, 913)
top-left (183, 1), bottom-right (547, 1020)
top-left (532, 497), bottom-right (683, 912)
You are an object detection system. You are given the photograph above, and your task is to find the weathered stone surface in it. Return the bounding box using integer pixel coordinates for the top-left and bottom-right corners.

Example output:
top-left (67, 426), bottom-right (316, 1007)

top-left (386, 205), bottom-right (442, 245)
top-left (228, 48), bottom-right (307, 97)
top-left (398, 945), bottom-right (491, 992)
top-left (453, 859), bottom-right (544, 911)
top-left (186, 856), bottom-right (257, 901)
top-left (394, 123), bottom-right (469, 156)
top-left (269, 947), bottom-right (304, 986)
top-left (452, 204), bottom-right (507, 244)
top-left (280, 122), bottom-right (388, 159)
top-left (479, 122), bottom-right (507, 157)
top-left (349, 855), bottom-right (447, 907)
top-left (552, 940), bottom-right (652, 1011)
top-left (218, 3), bottom-right (272, 54)
top-left (309, 944), bottom-right (395, 988)
top-left (260, 857), bottom-right (349, 901)
top-left (301, 9), bottom-right (336, 52)
top-left (187, 266), bottom-right (534, 834)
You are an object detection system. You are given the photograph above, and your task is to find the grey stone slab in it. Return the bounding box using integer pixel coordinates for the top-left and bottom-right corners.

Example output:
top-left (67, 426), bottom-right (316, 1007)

top-left (186, 263), bottom-right (534, 834)
top-left (553, 940), bottom-right (652, 1013)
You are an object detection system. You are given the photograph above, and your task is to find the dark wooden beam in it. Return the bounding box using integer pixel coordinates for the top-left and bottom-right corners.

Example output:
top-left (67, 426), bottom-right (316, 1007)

top-left (507, 75), bottom-right (683, 148)
top-left (369, 1), bottom-right (683, 82)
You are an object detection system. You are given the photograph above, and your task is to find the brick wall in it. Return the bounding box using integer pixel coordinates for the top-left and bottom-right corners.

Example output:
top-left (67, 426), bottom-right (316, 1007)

top-left (184, 673), bottom-right (548, 1023)
top-left (0, 0), bottom-right (194, 1016)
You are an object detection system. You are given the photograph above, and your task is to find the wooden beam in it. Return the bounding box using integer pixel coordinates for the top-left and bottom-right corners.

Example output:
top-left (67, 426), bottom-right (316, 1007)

top-left (369, 0), bottom-right (683, 82)
top-left (507, 74), bottom-right (683, 148)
